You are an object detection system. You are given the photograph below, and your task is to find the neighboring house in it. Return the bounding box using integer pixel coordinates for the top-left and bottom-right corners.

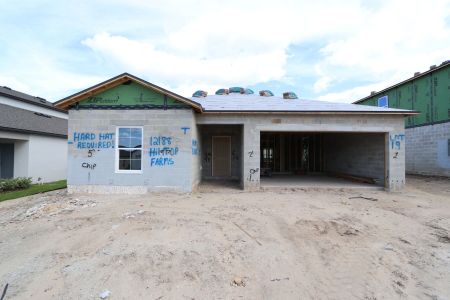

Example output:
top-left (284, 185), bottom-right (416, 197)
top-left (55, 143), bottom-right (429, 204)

top-left (354, 60), bottom-right (450, 177)
top-left (0, 86), bottom-right (68, 182)
top-left (55, 73), bottom-right (416, 194)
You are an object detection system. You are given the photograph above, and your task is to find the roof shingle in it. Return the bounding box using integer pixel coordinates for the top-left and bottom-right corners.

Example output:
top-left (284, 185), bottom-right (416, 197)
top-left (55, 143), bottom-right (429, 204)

top-left (0, 103), bottom-right (67, 137)
top-left (0, 86), bottom-right (67, 113)
top-left (190, 94), bottom-right (417, 114)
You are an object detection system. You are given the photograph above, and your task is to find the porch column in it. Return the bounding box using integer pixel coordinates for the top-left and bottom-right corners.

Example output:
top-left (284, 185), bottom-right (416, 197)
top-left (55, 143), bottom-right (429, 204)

top-left (242, 123), bottom-right (260, 190)
top-left (386, 131), bottom-right (406, 191)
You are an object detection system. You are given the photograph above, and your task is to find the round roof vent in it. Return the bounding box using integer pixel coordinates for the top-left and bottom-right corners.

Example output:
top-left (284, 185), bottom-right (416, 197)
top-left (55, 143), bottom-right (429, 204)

top-left (229, 87), bottom-right (245, 94)
top-left (192, 90), bottom-right (207, 97)
top-left (259, 90), bottom-right (274, 97)
top-left (215, 88), bottom-right (229, 95)
top-left (283, 92), bottom-right (298, 99)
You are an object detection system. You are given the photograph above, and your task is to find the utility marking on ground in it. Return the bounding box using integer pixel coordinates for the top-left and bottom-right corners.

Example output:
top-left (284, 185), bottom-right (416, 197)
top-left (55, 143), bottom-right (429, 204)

top-left (232, 222), bottom-right (262, 246)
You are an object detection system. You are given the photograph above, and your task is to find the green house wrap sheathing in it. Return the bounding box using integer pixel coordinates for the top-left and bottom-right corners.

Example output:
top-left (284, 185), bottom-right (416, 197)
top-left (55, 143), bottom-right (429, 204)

top-left (355, 63), bottom-right (450, 128)
top-left (78, 81), bottom-right (190, 108)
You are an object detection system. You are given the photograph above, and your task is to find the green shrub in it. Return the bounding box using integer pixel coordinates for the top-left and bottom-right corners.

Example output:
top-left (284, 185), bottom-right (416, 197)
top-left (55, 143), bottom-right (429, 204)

top-left (0, 177), bottom-right (32, 192)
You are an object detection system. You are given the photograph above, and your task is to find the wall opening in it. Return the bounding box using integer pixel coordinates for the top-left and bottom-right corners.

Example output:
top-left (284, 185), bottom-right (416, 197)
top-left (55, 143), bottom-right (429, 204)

top-left (260, 132), bottom-right (386, 188)
top-left (199, 125), bottom-right (243, 187)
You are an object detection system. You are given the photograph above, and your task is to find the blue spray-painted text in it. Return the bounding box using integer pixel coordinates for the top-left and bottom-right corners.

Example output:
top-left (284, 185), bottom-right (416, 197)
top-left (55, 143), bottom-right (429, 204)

top-left (192, 139), bottom-right (198, 155)
top-left (390, 134), bottom-right (405, 150)
top-left (149, 136), bottom-right (178, 167)
top-left (72, 132), bottom-right (114, 149)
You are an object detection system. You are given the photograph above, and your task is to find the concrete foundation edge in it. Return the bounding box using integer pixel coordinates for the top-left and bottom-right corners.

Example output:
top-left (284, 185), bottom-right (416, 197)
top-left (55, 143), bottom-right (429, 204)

top-left (67, 185), bottom-right (189, 194)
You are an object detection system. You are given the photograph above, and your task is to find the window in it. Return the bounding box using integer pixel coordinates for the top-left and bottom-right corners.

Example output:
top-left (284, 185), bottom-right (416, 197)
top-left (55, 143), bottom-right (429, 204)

top-left (115, 127), bottom-right (143, 173)
top-left (377, 95), bottom-right (389, 108)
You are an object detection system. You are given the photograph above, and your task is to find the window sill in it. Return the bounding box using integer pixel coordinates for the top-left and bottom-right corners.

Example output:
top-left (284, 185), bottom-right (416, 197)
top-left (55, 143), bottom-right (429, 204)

top-left (115, 170), bottom-right (143, 174)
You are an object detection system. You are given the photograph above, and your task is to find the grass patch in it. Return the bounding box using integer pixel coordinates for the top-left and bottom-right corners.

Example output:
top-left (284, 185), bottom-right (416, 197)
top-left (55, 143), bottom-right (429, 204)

top-left (0, 180), bottom-right (67, 202)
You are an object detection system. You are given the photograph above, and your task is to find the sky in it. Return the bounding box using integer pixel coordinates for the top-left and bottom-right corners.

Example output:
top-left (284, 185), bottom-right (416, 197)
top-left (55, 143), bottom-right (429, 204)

top-left (0, 0), bottom-right (449, 103)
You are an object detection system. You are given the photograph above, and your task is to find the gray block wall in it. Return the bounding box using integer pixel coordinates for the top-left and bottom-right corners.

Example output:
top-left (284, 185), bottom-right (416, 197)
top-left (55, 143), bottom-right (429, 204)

top-left (323, 133), bottom-right (385, 185)
top-left (68, 110), bottom-right (408, 193)
top-left (197, 113), bottom-right (406, 191)
top-left (67, 109), bottom-right (198, 193)
top-left (405, 122), bottom-right (450, 177)
top-left (199, 125), bottom-right (243, 180)
top-left (191, 121), bottom-right (201, 191)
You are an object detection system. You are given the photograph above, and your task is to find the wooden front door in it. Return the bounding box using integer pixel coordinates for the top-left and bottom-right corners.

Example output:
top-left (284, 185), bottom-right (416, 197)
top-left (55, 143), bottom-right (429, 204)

top-left (212, 136), bottom-right (231, 177)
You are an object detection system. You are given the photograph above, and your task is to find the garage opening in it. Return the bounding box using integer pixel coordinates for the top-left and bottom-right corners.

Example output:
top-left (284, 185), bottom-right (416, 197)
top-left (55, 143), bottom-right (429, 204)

top-left (260, 132), bottom-right (386, 188)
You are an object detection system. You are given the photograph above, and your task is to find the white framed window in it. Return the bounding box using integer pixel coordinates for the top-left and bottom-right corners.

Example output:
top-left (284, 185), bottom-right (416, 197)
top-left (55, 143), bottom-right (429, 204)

top-left (115, 126), bottom-right (143, 173)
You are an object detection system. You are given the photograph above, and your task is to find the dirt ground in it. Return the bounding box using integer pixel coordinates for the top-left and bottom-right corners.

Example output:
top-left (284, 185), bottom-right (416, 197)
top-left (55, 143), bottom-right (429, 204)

top-left (1, 176), bottom-right (449, 300)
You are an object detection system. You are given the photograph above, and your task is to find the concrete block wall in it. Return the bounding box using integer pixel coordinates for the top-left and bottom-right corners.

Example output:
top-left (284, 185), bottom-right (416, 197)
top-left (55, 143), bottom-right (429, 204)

top-left (197, 114), bottom-right (406, 191)
top-left (191, 120), bottom-right (201, 191)
top-left (242, 122), bottom-right (260, 190)
top-left (323, 133), bottom-right (385, 185)
top-left (199, 125), bottom-right (243, 180)
top-left (67, 109), bottom-right (198, 193)
top-left (405, 122), bottom-right (450, 177)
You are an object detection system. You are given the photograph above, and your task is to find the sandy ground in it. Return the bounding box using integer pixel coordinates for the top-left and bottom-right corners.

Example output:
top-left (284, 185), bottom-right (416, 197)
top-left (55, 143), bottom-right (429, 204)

top-left (0, 175), bottom-right (450, 300)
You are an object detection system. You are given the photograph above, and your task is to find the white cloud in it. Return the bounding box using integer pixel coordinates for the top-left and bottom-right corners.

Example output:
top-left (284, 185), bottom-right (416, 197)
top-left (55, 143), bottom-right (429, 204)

top-left (312, 0), bottom-right (450, 102)
top-left (82, 32), bottom-right (287, 95)
top-left (79, 0), bottom-right (369, 96)
top-left (0, 0), bottom-right (449, 101)
top-left (316, 81), bottom-right (391, 103)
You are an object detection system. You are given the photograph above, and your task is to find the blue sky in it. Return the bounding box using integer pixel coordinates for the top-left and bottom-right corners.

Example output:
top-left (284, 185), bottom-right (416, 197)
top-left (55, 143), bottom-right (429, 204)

top-left (1, 0), bottom-right (449, 103)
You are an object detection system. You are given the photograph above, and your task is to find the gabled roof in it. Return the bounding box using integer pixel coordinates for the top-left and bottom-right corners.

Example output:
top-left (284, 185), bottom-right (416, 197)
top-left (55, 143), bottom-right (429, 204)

top-left (190, 94), bottom-right (418, 114)
top-left (0, 103), bottom-right (67, 138)
top-left (0, 86), bottom-right (67, 113)
top-left (55, 72), bottom-right (417, 115)
top-left (54, 73), bottom-right (202, 111)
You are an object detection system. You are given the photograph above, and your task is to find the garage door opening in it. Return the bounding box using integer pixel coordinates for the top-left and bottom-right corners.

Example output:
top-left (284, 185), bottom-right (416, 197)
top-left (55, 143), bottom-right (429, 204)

top-left (260, 132), bottom-right (386, 189)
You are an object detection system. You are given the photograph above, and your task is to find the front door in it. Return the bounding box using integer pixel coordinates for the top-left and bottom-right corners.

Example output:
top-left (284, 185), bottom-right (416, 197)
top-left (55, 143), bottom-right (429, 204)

top-left (0, 143), bottom-right (14, 179)
top-left (212, 136), bottom-right (231, 177)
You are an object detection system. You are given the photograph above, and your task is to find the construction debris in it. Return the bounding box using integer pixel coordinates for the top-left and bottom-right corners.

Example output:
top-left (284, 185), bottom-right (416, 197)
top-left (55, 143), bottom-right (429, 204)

top-left (232, 277), bottom-right (245, 287)
top-left (1, 284), bottom-right (8, 300)
top-left (349, 196), bottom-right (378, 202)
top-left (99, 290), bottom-right (111, 299)
top-left (384, 244), bottom-right (394, 251)
top-left (331, 172), bottom-right (376, 184)
top-left (270, 277), bottom-right (290, 282)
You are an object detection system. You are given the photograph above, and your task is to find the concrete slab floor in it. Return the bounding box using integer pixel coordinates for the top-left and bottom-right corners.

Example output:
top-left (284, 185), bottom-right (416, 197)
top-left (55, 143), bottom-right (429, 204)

top-left (260, 173), bottom-right (382, 190)
top-left (198, 179), bottom-right (242, 192)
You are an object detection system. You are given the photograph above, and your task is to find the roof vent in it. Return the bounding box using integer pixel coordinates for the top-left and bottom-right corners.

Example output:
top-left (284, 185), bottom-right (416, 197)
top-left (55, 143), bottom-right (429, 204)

top-left (215, 88), bottom-right (229, 95)
top-left (259, 90), bottom-right (274, 97)
top-left (441, 60), bottom-right (450, 66)
top-left (430, 65), bottom-right (437, 70)
top-left (370, 91), bottom-right (377, 95)
top-left (192, 90), bottom-right (207, 97)
top-left (34, 112), bottom-right (52, 118)
top-left (35, 96), bottom-right (47, 103)
top-left (245, 88), bottom-right (254, 95)
top-left (414, 72), bottom-right (421, 77)
top-left (283, 92), bottom-right (298, 99)
top-left (229, 87), bottom-right (245, 94)
top-left (2, 86), bottom-right (11, 90)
